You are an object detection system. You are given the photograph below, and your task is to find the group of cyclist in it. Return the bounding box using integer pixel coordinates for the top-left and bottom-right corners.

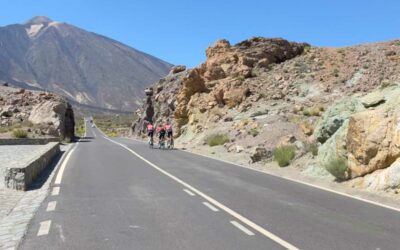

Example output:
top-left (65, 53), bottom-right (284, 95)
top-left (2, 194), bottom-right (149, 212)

top-left (146, 120), bottom-right (173, 149)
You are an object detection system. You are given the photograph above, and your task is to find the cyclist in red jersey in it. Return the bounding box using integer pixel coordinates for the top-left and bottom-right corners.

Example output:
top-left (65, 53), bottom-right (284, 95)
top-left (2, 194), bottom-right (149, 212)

top-left (146, 122), bottom-right (154, 145)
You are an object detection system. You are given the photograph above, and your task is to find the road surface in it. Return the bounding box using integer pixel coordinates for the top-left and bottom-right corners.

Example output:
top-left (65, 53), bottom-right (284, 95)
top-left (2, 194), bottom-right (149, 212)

top-left (20, 121), bottom-right (400, 249)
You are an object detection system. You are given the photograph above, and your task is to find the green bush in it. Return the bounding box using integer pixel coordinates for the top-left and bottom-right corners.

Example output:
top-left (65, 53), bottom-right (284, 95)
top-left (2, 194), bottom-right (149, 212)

top-left (303, 45), bottom-right (311, 53)
top-left (303, 109), bottom-right (311, 116)
top-left (274, 145), bottom-right (296, 167)
top-left (12, 129), bottom-right (28, 138)
top-left (325, 158), bottom-right (348, 181)
top-left (305, 142), bottom-right (318, 156)
top-left (267, 63), bottom-right (276, 71)
top-left (0, 127), bottom-right (9, 133)
top-left (247, 128), bottom-right (259, 137)
top-left (206, 134), bottom-right (229, 147)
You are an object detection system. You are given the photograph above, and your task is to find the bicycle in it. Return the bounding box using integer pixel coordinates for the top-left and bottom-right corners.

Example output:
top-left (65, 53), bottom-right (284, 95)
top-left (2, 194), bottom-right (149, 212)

top-left (158, 137), bottom-right (166, 150)
top-left (167, 137), bottom-right (174, 149)
top-left (148, 137), bottom-right (154, 149)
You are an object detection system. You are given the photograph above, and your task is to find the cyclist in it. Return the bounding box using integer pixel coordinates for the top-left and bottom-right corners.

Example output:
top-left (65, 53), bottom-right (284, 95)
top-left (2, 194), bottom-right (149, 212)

top-left (156, 124), bottom-right (166, 147)
top-left (164, 120), bottom-right (173, 148)
top-left (146, 122), bottom-right (154, 146)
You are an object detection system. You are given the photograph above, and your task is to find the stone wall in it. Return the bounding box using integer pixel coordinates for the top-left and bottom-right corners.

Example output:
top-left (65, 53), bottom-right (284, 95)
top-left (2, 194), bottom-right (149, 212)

top-left (0, 138), bottom-right (59, 146)
top-left (4, 142), bottom-right (60, 190)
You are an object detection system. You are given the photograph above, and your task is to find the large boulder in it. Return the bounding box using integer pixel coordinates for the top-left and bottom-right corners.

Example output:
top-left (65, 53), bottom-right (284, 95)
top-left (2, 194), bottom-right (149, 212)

top-left (171, 65), bottom-right (186, 74)
top-left (28, 100), bottom-right (74, 140)
top-left (346, 107), bottom-right (400, 177)
top-left (360, 92), bottom-right (385, 108)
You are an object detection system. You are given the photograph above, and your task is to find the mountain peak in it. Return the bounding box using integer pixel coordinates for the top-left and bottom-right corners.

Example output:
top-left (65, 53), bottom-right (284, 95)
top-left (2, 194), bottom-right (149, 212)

top-left (25, 16), bottom-right (53, 25)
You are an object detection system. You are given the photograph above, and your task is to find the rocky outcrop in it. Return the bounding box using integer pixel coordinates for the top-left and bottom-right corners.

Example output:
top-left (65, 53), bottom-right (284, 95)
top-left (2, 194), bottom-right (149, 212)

top-left (346, 106), bottom-right (400, 177)
top-left (133, 37), bottom-right (308, 138)
top-left (317, 85), bottom-right (400, 184)
top-left (0, 86), bottom-right (75, 141)
top-left (314, 97), bottom-right (365, 143)
top-left (131, 68), bottom-right (187, 135)
top-left (132, 36), bottom-right (400, 194)
top-left (172, 37), bottom-right (308, 134)
top-left (351, 158), bottom-right (400, 191)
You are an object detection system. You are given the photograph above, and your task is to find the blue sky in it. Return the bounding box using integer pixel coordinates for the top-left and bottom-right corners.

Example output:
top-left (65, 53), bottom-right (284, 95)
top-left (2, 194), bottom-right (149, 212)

top-left (1, 0), bottom-right (399, 67)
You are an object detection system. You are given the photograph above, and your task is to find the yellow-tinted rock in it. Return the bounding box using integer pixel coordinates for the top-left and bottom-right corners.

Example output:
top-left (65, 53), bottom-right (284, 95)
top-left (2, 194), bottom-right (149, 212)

top-left (346, 107), bottom-right (400, 177)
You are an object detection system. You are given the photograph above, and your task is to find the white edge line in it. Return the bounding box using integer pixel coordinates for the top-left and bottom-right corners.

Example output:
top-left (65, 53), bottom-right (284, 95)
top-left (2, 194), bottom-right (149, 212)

top-left (103, 136), bottom-right (298, 250)
top-left (230, 220), bottom-right (255, 236)
top-left (54, 146), bottom-right (77, 185)
top-left (120, 137), bottom-right (400, 213)
top-left (183, 189), bottom-right (196, 196)
top-left (183, 150), bottom-right (400, 213)
top-left (46, 201), bottom-right (57, 212)
top-left (37, 220), bottom-right (51, 236)
top-left (51, 187), bottom-right (60, 196)
top-left (203, 201), bottom-right (219, 212)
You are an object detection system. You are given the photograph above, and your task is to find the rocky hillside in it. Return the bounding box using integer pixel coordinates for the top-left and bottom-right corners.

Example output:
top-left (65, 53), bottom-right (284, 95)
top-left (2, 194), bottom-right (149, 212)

top-left (0, 16), bottom-right (172, 111)
top-left (0, 85), bottom-right (75, 141)
top-left (132, 36), bottom-right (400, 195)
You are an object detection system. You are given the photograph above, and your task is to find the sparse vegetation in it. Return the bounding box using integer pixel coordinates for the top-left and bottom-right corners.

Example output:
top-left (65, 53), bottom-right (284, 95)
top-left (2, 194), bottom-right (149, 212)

top-left (302, 106), bottom-right (324, 117)
top-left (332, 68), bottom-right (340, 77)
top-left (267, 63), bottom-right (276, 71)
top-left (12, 128), bottom-right (28, 138)
top-left (206, 133), bottom-right (229, 147)
top-left (250, 110), bottom-right (268, 117)
top-left (0, 127), bottom-right (8, 133)
top-left (303, 109), bottom-right (311, 116)
top-left (94, 114), bottom-right (134, 137)
top-left (274, 145), bottom-right (296, 167)
top-left (325, 158), bottom-right (348, 181)
top-left (380, 79), bottom-right (392, 89)
top-left (75, 118), bottom-right (85, 137)
top-left (303, 45), bottom-right (311, 53)
top-left (305, 142), bottom-right (318, 156)
top-left (247, 128), bottom-right (259, 137)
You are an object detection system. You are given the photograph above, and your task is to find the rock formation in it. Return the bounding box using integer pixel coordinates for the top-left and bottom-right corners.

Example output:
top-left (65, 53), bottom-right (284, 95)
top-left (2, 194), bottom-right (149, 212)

top-left (132, 36), bottom-right (400, 193)
top-left (0, 85), bottom-right (75, 141)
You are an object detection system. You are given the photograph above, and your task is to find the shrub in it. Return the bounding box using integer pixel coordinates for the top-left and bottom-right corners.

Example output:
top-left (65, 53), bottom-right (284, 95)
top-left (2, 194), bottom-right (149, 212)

top-left (206, 134), bottom-right (229, 147)
top-left (0, 127), bottom-right (8, 133)
top-left (267, 63), bottom-right (276, 71)
top-left (305, 142), bottom-right (318, 156)
top-left (21, 120), bottom-right (34, 127)
top-left (325, 158), bottom-right (348, 181)
top-left (274, 145), bottom-right (296, 167)
top-left (332, 68), bottom-right (339, 77)
top-left (247, 128), bottom-right (259, 137)
top-left (13, 129), bottom-right (27, 138)
top-left (303, 106), bottom-right (323, 117)
top-left (310, 107), bottom-right (321, 116)
top-left (75, 126), bottom-right (85, 137)
top-left (250, 110), bottom-right (268, 117)
top-left (303, 46), bottom-right (311, 53)
top-left (303, 109), bottom-right (311, 116)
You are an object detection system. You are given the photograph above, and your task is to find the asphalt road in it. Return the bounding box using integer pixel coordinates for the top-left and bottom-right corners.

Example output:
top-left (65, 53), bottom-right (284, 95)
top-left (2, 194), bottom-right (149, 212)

top-left (20, 122), bottom-right (400, 250)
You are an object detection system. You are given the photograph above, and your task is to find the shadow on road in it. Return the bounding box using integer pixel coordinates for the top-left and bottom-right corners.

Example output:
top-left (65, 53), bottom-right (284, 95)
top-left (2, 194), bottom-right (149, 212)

top-left (75, 136), bottom-right (95, 143)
